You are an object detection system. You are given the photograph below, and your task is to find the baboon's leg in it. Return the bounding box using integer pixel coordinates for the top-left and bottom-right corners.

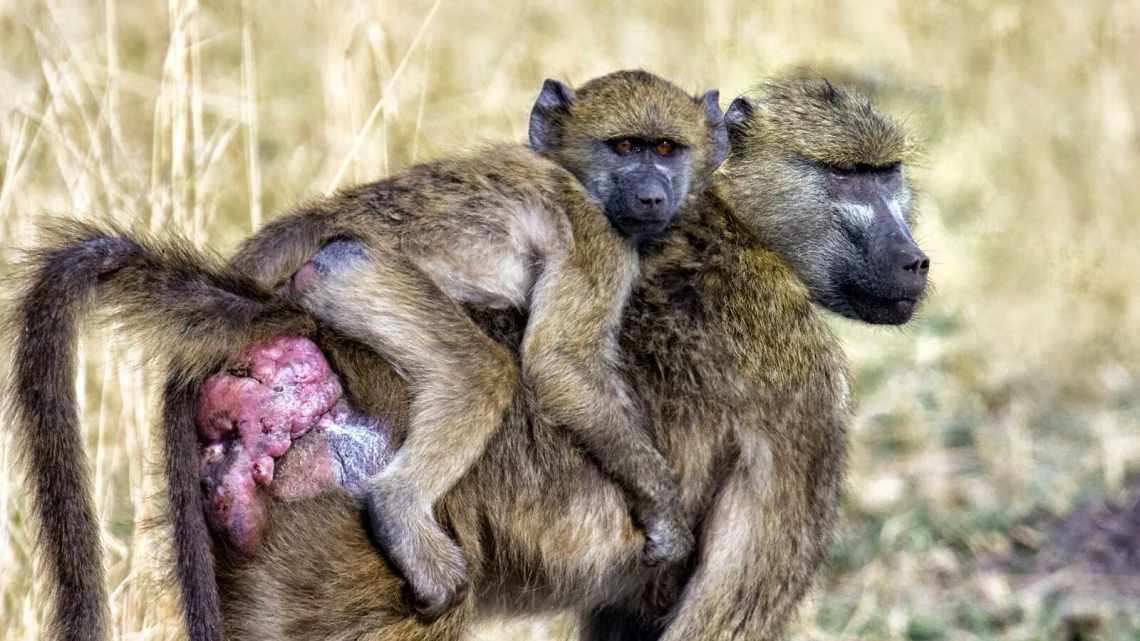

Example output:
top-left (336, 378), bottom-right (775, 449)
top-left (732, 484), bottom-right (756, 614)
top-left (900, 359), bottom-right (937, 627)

top-left (292, 240), bottom-right (517, 616)
top-left (220, 494), bottom-right (471, 641)
top-left (522, 216), bottom-right (690, 566)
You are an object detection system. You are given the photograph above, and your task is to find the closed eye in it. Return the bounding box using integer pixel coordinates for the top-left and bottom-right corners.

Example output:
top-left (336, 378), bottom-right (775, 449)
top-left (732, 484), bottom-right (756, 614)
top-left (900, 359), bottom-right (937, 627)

top-left (824, 161), bottom-right (901, 176)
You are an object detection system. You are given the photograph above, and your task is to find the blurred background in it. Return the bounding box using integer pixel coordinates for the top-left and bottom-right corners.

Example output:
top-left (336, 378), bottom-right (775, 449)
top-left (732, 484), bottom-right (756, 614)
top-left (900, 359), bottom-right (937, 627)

top-left (1, 1), bottom-right (1138, 639)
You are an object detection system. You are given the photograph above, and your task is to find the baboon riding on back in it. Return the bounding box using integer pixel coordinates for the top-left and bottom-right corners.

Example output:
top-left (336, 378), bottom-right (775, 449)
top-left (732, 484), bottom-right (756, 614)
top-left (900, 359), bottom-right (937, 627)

top-left (6, 74), bottom-right (929, 641)
top-left (219, 76), bottom-right (928, 641)
top-left (8, 69), bottom-right (729, 640)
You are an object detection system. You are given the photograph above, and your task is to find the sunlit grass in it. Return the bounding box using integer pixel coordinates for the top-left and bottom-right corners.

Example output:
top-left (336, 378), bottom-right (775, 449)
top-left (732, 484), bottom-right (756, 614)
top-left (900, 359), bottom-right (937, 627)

top-left (2, 2), bottom-right (1138, 639)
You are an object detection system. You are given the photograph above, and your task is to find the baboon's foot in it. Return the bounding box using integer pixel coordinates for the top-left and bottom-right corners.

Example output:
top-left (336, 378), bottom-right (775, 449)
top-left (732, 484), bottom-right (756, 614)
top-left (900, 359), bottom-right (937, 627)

top-left (639, 509), bottom-right (695, 567)
top-left (365, 490), bottom-right (470, 619)
top-left (197, 335), bottom-right (393, 553)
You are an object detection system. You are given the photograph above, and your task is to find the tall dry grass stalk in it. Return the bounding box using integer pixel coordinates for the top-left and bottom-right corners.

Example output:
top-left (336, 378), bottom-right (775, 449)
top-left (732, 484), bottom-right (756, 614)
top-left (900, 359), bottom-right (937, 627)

top-left (1, 2), bottom-right (1138, 639)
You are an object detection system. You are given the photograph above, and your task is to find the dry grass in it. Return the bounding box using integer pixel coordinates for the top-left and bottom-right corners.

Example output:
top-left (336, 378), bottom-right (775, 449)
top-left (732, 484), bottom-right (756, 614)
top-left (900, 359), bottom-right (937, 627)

top-left (2, 1), bottom-right (1139, 639)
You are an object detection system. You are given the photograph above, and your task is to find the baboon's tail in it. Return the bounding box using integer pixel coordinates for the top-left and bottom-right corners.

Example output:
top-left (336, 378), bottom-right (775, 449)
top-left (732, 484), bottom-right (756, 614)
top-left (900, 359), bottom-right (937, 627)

top-left (3, 219), bottom-right (313, 641)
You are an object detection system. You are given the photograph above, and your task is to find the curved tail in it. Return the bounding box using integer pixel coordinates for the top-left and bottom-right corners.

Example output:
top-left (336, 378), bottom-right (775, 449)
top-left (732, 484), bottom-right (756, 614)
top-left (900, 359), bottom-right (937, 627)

top-left (4, 219), bottom-right (314, 641)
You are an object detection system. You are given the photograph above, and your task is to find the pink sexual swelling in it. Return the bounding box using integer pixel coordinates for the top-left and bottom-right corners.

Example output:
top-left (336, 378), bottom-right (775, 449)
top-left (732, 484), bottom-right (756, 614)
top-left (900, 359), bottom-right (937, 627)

top-left (195, 335), bottom-right (394, 553)
top-left (196, 336), bottom-right (342, 553)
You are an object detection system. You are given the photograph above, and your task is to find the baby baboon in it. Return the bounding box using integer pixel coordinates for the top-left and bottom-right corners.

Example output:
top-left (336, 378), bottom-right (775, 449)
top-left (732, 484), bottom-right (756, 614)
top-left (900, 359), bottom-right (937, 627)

top-left (4, 70), bottom-right (728, 641)
top-left (208, 76), bottom-right (928, 641)
top-left (224, 69), bottom-right (727, 616)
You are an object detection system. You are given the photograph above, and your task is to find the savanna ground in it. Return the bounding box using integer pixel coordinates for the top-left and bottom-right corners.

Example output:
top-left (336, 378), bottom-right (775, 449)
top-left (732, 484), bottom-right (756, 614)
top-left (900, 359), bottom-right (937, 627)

top-left (1, 1), bottom-right (1138, 639)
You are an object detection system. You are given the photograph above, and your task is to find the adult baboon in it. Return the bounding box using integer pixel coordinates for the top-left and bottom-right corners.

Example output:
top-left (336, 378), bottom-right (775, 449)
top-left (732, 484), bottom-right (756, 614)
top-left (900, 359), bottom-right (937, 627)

top-left (209, 77), bottom-right (928, 640)
top-left (5, 76), bottom-right (927, 641)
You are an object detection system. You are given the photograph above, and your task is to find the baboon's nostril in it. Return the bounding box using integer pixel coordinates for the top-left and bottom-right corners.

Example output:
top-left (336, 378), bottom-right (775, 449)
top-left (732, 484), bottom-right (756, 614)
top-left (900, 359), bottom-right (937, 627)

top-left (901, 252), bottom-right (929, 275)
top-left (636, 182), bottom-right (667, 210)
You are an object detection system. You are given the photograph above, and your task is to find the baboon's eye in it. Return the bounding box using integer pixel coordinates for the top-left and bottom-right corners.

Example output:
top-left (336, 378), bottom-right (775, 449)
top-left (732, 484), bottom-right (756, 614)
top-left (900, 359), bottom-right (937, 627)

top-left (825, 161), bottom-right (901, 177)
top-left (612, 139), bottom-right (634, 155)
top-left (654, 140), bottom-right (675, 157)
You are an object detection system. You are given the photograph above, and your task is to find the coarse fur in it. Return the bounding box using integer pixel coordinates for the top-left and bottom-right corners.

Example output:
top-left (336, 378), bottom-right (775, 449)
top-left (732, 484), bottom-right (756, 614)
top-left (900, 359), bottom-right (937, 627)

top-left (224, 70), bottom-right (727, 618)
top-left (2, 69), bottom-right (729, 641)
top-left (217, 176), bottom-right (847, 641)
top-left (212, 75), bottom-right (928, 640)
top-left (1, 220), bottom-right (316, 641)
top-left (723, 78), bottom-right (928, 325)
top-left (2, 75), bottom-right (928, 641)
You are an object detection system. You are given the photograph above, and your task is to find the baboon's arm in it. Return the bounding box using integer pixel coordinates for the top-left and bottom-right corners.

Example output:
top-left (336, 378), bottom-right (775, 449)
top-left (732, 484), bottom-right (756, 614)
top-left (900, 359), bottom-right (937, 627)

top-left (521, 206), bottom-right (690, 565)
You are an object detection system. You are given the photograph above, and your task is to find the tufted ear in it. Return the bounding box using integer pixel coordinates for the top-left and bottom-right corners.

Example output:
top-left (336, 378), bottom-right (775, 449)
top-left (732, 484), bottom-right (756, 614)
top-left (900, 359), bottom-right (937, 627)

top-left (528, 79), bottom-right (576, 153)
top-left (699, 89), bottom-right (729, 170)
top-left (724, 96), bottom-right (756, 147)
top-left (725, 96), bottom-right (756, 129)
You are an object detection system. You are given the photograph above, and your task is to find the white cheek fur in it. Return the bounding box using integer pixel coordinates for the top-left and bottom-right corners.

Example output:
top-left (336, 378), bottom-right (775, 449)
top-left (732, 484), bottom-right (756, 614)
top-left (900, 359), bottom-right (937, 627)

top-left (837, 201), bottom-right (876, 228)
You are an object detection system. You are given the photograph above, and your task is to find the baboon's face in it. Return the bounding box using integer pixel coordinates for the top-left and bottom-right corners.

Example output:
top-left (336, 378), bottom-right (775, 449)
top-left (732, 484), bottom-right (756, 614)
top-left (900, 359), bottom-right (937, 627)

top-left (580, 135), bottom-right (695, 246)
top-left (528, 72), bottom-right (728, 247)
top-left (724, 84), bottom-right (929, 325)
top-left (816, 162), bottom-right (928, 324)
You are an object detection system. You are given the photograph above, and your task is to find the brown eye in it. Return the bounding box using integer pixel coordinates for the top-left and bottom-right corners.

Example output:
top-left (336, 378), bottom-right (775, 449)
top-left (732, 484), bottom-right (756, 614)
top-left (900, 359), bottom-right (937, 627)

top-left (613, 139), bottom-right (633, 155)
top-left (654, 140), bottom-right (675, 156)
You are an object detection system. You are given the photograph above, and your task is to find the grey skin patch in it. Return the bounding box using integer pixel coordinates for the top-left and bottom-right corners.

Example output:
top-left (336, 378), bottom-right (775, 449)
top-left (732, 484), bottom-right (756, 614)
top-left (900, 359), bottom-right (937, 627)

top-left (822, 166), bottom-right (929, 324)
top-left (311, 239), bottom-right (371, 273)
top-left (196, 335), bottom-right (397, 552)
top-left (272, 402), bottom-right (394, 501)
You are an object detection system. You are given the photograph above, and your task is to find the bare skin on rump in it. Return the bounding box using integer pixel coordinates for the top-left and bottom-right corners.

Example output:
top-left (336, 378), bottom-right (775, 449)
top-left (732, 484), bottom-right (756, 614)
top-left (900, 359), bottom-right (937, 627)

top-left (196, 336), bottom-right (392, 553)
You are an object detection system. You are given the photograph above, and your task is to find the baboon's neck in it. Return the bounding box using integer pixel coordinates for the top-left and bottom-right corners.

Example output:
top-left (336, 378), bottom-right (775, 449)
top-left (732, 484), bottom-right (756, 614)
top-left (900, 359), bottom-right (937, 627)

top-left (638, 188), bottom-right (848, 437)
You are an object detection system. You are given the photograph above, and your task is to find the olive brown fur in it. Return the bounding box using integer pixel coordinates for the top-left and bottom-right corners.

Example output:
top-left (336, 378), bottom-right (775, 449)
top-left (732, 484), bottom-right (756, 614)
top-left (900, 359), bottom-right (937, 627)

top-left (213, 76), bottom-right (928, 640)
top-left (3, 75), bottom-right (928, 641)
top-left (2, 220), bottom-right (315, 641)
top-left (220, 69), bottom-right (728, 619)
top-left (2, 70), bottom-right (729, 641)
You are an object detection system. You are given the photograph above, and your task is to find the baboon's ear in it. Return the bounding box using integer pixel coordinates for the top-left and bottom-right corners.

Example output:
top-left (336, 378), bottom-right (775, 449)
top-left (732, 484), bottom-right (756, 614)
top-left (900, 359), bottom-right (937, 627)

top-left (529, 79), bottom-right (576, 153)
top-left (725, 96), bottom-right (756, 145)
top-left (699, 89), bottom-right (729, 170)
top-left (725, 96), bottom-right (755, 129)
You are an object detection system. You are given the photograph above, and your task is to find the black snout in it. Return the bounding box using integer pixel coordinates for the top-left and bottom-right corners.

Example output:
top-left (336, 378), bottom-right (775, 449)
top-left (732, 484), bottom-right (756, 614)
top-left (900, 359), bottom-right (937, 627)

top-left (825, 177), bottom-right (929, 325)
top-left (852, 239), bottom-right (928, 324)
top-left (890, 243), bottom-right (930, 296)
top-left (605, 170), bottom-right (679, 245)
top-left (836, 220), bottom-right (930, 325)
top-left (631, 180), bottom-right (668, 217)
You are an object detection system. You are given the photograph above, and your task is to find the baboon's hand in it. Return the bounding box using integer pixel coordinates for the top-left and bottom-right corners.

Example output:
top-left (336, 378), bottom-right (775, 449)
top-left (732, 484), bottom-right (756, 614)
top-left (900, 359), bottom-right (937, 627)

top-left (640, 508), bottom-right (695, 567)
